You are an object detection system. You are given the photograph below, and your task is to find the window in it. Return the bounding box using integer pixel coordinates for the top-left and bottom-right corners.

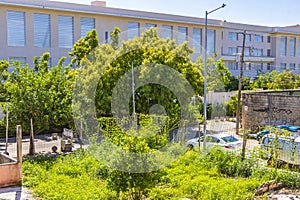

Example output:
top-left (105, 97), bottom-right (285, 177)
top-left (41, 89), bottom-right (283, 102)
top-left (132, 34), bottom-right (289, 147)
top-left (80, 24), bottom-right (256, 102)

top-left (228, 47), bottom-right (238, 55)
top-left (226, 62), bottom-right (238, 70)
top-left (221, 136), bottom-right (238, 143)
top-left (289, 63), bottom-right (296, 70)
top-left (246, 34), bottom-right (251, 42)
top-left (7, 11), bottom-right (25, 46)
top-left (9, 57), bottom-right (27, 67)
top-left (177, 26), bottom-right (188, 44)
top-left (207, 29), bottom-right (215, 54)
top-left (280, 63), bottom-right (286, 70)
top-left (145, 23), bottom-right (157, 29)
top-left (162, 25), bottom-right (173, 39)
top-left (298, 38), bottom-right (300, 57)
top-left (58, 16), bottom-right (74, 48)
top-left (128, 22), bottom-right (139, 39)
top-left (229, 32), bottom-right (238, 41)
top-left (245, 63), bottom-right (251, 70)
top-left (254, 63), bottom-right (263, 71)
top-left (267, 36), bottom-right (271, 43)
top-left (267, 63), bottom-right (271, 70)
top-left (280, 37), bottom-right (287, 56)
top-left (290, 37), bottom-right (296, 57)
top-left (254, 34), bottom-right (263, 43)
top-left (192, 28), bottom-right (202, 53)
top-left (206, 136), bottom-right (220, 143)
top-left (244, 47), bottom-right (250, 56)
top-left (105, 31), bottom-right (109, 43)
top-left (298, 64), bottom-right (300, 70)
top-left (81, 17), bottom-right (95, 38)
top-left (34, 13), bottom-right (50, 48)
top-left (253, 49), bottom-right (263, 56)
top-left (267, 49), bottom-right (271, 56)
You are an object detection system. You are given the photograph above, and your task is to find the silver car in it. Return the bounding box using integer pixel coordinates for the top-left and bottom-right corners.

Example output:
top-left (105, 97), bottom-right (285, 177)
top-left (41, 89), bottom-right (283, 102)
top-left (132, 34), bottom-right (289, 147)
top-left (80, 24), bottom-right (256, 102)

top-left (260, 134), bottom-right (300, 165)
top-left (185, 133), bottom-right (242, 150)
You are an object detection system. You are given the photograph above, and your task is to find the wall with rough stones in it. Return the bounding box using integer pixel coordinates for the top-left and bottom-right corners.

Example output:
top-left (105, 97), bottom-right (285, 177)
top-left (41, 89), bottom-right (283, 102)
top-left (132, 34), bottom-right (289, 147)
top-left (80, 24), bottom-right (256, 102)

top-left (242, 90), bottom-right (300, 131)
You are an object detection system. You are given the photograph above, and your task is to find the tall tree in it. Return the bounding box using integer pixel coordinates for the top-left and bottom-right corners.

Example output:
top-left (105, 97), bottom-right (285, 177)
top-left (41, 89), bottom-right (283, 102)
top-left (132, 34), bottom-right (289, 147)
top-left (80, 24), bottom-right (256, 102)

top-left (4, 53), bottom-right (75, 134)
top-left (69, 29), bottom-right (99, 68)
top-left (110, 27), bottom-right (121, 50)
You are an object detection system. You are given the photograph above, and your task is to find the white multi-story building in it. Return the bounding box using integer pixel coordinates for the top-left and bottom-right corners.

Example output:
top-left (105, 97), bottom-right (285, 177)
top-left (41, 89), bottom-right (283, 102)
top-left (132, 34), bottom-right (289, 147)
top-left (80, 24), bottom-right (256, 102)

top-left (0, 0), bottom-right (300, 77)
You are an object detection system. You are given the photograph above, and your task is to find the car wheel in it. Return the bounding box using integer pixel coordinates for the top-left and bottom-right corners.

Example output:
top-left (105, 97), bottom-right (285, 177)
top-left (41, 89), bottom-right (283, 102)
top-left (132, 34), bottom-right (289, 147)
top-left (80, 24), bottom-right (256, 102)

top-left (187, 144), bottom-right (194, 150)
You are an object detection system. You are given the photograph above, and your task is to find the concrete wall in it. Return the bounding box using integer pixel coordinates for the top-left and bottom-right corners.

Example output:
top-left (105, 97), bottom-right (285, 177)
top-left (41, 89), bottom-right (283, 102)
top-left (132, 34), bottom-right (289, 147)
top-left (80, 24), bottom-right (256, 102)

top-left (207, 91), bottom-right (237, 105)
top-left (0, 156), bottom-right (21, 187)
top-left (242, 90), bottom-right (300, 131)
top-left (0, 125), bottom-right (22, 187)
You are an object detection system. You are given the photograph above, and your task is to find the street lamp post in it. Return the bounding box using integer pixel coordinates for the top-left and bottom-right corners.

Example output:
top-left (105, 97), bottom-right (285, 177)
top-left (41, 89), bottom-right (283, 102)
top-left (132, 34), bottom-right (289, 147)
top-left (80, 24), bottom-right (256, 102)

top-left (203, 3), bottom-right (226, 151)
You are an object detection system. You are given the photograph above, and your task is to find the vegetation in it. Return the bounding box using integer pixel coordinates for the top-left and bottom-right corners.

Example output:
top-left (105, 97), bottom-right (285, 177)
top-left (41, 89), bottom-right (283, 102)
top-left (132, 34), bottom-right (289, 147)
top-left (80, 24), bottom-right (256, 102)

top-left (2, 26), bottom-right (300, 199)
top-left (22, 147), bottom-right (300, 200)
top-left (2, 53), bottom-right (75, 134)
top-left (247, 69), bottom-right (300, 90)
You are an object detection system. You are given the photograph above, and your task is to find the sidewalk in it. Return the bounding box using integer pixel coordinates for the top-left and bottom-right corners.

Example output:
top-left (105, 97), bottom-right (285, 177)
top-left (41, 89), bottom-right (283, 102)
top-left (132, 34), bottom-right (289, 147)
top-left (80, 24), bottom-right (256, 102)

top-left (0, 186), bottom-right (35, 200)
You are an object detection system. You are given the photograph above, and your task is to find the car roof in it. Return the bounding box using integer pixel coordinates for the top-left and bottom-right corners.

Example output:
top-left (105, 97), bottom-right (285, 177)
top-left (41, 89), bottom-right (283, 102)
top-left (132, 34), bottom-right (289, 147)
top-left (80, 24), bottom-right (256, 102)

top-left (295, 137), bottom-right (300, 143)
top-left (205, 133), bottom-right (233, 138)
top-left (262, 133), bottom-right (300, 140)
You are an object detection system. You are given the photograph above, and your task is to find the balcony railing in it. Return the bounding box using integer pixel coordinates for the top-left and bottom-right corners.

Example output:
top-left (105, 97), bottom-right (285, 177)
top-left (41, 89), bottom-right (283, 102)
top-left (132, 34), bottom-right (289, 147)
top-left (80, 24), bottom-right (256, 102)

top-left (221, 54), bottom-right (275, 62)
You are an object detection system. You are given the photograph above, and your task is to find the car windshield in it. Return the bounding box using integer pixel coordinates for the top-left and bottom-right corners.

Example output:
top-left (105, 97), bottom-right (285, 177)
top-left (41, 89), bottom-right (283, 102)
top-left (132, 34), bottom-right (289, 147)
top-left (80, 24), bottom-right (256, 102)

top-left (221, 136), bottom-right (239, 143)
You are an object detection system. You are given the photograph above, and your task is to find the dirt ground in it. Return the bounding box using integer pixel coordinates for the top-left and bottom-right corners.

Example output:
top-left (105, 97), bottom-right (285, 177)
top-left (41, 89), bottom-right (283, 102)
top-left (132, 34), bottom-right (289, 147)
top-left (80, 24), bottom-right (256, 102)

top-left (0, 133), bottom-right (86, 158)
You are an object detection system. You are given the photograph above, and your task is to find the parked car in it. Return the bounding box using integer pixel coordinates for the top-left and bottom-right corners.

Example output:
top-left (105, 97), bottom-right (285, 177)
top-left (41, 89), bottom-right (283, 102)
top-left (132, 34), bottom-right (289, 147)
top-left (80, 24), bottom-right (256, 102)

top-left (254, 130), bottom-right (270, 141)
top-left (185, 133), bottom-right (242, 150)
top-left (251, 125), bottom-right (300, 141)
top-left (260, 134), bottom-right (300, 165)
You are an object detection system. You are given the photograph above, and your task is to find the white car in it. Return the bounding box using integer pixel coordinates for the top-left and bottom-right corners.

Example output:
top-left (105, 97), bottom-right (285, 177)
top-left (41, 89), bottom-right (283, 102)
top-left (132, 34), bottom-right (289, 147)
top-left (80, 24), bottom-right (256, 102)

top-left (186, 133), bottom-right (242, 150)
top-left (260, 134), bottom-right (300, 165)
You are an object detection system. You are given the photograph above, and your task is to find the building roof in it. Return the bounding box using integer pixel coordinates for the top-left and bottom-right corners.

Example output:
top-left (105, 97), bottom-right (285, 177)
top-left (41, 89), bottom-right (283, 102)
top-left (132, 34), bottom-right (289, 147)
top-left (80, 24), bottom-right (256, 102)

top-left (0, 0), bottom-right (223, 26)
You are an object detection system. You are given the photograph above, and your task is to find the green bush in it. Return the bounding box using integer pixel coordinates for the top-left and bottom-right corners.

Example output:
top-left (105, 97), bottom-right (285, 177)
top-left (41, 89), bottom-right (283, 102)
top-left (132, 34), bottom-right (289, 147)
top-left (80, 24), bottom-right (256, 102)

top-left (22, 150), bottom-right (116, 200)
top-left (148, 151), bottom-right (261, 200)
top-left (22, 140), bottom-right (300, 199)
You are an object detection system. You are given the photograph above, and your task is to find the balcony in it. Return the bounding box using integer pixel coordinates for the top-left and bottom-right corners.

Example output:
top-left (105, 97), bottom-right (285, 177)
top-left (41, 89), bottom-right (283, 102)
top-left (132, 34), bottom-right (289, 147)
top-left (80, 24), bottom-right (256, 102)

top-left (221, 54), bottom-right (275, 63)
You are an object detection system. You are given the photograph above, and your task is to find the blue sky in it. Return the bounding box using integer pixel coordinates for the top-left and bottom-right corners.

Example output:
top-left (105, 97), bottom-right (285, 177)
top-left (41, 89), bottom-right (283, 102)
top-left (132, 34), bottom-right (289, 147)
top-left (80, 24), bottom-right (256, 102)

top-left (56, 0), bottom-right (300, 27)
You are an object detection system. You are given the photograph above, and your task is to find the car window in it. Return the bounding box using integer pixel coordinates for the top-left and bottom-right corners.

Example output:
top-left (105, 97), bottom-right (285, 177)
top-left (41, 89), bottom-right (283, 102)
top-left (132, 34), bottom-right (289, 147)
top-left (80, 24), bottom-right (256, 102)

top-left (221, 136), bottom-right (238, 143)
top-left (296, 142), bottom-right (300, 153)
top-left (199, 137), bottom-right (204, 142)
top-left (206, 136), bottom-right (220, 143)
top-left (262, 137), bottom-right (273, 146)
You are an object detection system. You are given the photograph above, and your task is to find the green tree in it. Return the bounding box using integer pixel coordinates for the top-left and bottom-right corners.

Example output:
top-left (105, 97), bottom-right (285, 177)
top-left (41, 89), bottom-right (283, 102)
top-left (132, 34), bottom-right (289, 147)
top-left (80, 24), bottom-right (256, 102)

top-left (271, 69), bottom-right (300, 89)
top-left (75, 28), bottom-right (203, 131)
top-left (242, 76), bottom-right (253, 91)
top-left (93, 116), bottom-right (176, 199)
top-left (225, 94), bottom-right (238, 116)
top-left (195, 56), bottom-right (237, 92)
top-left (252, 70), bottom-right (279, 90)
top-left (0, 60), bottom-right (10, 101)
top-left (4, 53), bottom-right (76, 134)
top-left (69, 29), bottom-right (99, 67)
top-left (110, 27), bottom-right (121, 50)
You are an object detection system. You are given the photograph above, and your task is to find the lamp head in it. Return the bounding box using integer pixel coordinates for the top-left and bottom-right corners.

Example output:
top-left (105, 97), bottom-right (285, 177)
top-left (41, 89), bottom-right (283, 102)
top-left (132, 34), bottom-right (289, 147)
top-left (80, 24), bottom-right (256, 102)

top-left (222, 3), bottom-right (226, 8)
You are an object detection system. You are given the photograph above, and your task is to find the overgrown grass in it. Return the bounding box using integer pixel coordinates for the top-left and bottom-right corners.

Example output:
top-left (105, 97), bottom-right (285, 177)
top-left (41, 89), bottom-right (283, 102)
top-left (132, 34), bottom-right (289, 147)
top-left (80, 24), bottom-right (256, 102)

top-left (22, 148), bottom-right (300, 200)
top-left (22, 150), bottom-right (117, 200)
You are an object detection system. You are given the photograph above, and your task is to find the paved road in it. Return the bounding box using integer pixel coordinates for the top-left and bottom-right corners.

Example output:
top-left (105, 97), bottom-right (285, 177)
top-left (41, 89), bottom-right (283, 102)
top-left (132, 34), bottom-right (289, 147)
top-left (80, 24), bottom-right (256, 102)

top-left (0, 120), bottom-right (259, 158)
top-left (0, 133), bottom-right (85, 158)
top-left (0, 187), bottom-right (36, 200)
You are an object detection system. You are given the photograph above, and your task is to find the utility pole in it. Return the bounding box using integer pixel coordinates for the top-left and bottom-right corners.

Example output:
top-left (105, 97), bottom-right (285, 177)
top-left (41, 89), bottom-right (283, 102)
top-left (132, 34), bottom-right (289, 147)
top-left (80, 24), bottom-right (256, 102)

top-left (203, 3), bottom-right (226, 152)
top-left (131, 62), bottom-right (137, 130)
top-left (4, 104), bottom-right (9, 155)
top-left (236, 30), bottom-right (246, 136)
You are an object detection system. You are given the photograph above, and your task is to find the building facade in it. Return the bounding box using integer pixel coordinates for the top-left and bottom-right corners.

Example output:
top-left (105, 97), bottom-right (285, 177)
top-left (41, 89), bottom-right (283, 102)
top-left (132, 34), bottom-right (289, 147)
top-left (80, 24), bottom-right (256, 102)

top-left (1, 0), bottom-right (300, 77)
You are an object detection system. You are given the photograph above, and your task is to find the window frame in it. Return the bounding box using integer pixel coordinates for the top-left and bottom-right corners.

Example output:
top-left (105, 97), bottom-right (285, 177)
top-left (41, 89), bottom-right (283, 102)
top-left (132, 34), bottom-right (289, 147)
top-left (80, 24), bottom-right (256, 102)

top-left (7, 11), bottom-right (26, 47)
top-left (34, 13), bottom-right (51, 48)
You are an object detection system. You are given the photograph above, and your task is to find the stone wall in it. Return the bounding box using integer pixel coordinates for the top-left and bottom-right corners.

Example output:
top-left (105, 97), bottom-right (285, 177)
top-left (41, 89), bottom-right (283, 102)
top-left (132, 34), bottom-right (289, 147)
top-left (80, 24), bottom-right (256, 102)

top-left (242, 90), bottom-right (300, 131)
